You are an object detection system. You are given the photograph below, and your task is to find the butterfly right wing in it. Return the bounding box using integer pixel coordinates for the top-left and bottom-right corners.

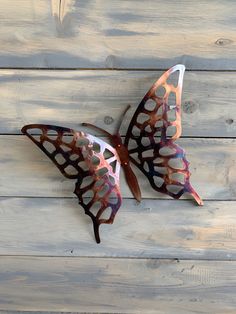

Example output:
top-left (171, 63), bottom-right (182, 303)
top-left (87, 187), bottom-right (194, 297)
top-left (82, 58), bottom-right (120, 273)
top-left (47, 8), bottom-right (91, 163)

top-left (21, 124), bottom-right (122, 243)
top-left (124, 65), bottom-right (203, 205)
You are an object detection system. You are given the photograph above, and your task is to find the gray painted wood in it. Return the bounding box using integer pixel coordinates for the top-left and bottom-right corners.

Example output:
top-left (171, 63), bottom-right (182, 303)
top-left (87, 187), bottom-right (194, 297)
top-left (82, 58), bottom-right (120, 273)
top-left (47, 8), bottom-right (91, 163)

top-left (0, 0), bottom-right (235, 69)
top-left (0, 70), bottom-right (236, 137)
top-left (0, 312), bottom-right (91, 314)
top-left (0, 1), bottom-right (235, 313)
top-left (0, 197), bottom-right (235, 260)
top-left (1, 136), bottom-right (235, 200)
top-left (0, 256), bottom-right (235, 313)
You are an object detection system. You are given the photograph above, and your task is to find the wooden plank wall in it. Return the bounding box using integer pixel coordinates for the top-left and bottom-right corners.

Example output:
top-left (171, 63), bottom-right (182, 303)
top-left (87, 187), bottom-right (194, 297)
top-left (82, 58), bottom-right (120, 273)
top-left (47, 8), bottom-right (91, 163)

top-left (0, 1), bottom-right (235, 313)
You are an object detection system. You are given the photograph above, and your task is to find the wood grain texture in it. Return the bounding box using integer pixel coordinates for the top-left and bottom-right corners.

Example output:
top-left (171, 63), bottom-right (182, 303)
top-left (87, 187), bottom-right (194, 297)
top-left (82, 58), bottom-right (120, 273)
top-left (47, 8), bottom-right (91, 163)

top-left (1, 135), bottom-right (236, 200)
top-left (0, 256), bottom-right (235, 313)
top-left (0, 70), bottom-right (236, 137)
top-left (0, 1), bottom-right (236, 312)
top-left (0, 197), bottom-right (235, 260)
top-left (0, 0), bottom-right (235, 69)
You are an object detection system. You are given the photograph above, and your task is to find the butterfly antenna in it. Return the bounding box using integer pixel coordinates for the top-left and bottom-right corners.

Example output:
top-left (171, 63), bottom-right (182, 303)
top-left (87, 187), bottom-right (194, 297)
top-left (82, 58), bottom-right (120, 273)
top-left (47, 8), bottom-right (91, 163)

top-left (116, 104), bottom-right (131, 135)
top-left (82, 123), bottom-right (113, 139)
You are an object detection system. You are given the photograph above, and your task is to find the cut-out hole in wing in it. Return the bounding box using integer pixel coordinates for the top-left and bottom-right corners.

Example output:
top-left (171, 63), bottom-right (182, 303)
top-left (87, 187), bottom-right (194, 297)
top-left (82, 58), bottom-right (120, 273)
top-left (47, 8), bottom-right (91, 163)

top-left (83, 189), bottom-right (95, 199)
top-left (159, 146), bottom-right (176, 156)
top-left (26, 128), bottom-right (43, 137)
top-left (145, 99), bottom-right (156, 111)
top-left (168, 92), bottom-right (176, 109)
top-left (62, 133), bottom-right (74, 144)
top-left (166, 184), bottom-right (183, 195)
top-left (61, 144), bottom-right (71, 153)
top-left (137, 113), bottom-right (150, 124)
top-left (166, 69), bottom-right (179, 88)
top-left (92, 142), bottom-right (101, 153)
top-left (55, 153), bottom-right (66, 165)
top-left (166, 125), bottom-right (177, 138)
top-left (91, 155), bottom-right (100, 167)
top-left (170, 172), bottom-right (185, 185)
top-left (143, 162), bottom-right (149, 172)
top-left (153, 176), bottom-right (164, 188)
top-left (154, 157), bottom-right (164, 164)
top-left (168, 158), bottom-right (186, 170)
top-left (154, 166), bottom-right (168, 175)
top-left (81, 176), bottom-right (94, 189)
top-left (145, 125), bottom-right (152, 133)
top-left (90, 201), bottom-right (102, 217)
top-left (95, 178), bottom-right (105, 189)
top-left (132, 125), bottom-right (141, 137)
top-left (104, 149), bottom-right (114, 160)
top-left (156, 86), bottom-right (166, 98)
top-left (64, 165), bottom-right (78, 176)
top-left (97, 167), bottom-right (109, 177)
top-left (78, 161), bottom-right (89, 172)
top-left (47, 130), bottom-right (58, 140)
top-left (110, 160), bottom-right (118, 173)
top-left (108, 191), bottom-right (119, 204)
top-left (70, 153), bottom-right (79, 161)
top-left (109, 175), bottom-right (116, 186)
top-left (76, 137), bottom-right (89, 147)
top-left (141, 137), bottom-right (151, 147)
top-left (156, 106), bottom-right (164, 116)
top-left (167, 109), bottom-right (176, 122)
top-left (98, 183), bottom-right (110, 197)
top-left (43, 141), bottom-right (56, 154)
top-left (142, 149), bottom-right (154, 159)
top-left (99, 207), bottom-right (113, 221)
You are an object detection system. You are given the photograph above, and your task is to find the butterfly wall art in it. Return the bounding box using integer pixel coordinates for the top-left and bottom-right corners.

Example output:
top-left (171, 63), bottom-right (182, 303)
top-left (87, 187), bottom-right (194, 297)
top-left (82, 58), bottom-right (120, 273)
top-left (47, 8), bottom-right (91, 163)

top-left (21, 64), bottom-right (203, 243)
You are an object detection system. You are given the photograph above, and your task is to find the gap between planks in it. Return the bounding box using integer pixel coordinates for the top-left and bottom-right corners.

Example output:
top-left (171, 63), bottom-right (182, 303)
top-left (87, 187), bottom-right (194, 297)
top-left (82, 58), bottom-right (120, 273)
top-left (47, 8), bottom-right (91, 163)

top-left (8, 134), bottom-right (236, 139)
top-left (0, 254), bottom-right (234, 262)
top-left (1, 67), bottom-right (236, 72)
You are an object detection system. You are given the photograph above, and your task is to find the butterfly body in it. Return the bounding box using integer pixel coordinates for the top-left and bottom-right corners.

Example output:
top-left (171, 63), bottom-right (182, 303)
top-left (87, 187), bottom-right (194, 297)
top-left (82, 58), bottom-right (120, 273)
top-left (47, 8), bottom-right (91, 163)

top-left (114, 140), bottom-right (141, 203)
top-left (22, 64), bottom-right (203, 243)
top-left (108, 134), bottom-right (128, 164)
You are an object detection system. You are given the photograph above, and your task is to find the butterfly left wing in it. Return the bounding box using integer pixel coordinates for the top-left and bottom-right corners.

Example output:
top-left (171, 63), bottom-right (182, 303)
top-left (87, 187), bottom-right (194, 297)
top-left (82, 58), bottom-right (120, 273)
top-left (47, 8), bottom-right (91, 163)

top-left (21, 124), bottom-right (122, 243)
top-left (124, 64), bottom-right (203, 205)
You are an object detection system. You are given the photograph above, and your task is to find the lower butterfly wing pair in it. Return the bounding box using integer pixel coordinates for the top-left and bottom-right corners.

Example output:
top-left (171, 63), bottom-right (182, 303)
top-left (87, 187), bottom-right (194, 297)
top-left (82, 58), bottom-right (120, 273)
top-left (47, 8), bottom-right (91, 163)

top-left (22, 64), bottom-right (203, 243)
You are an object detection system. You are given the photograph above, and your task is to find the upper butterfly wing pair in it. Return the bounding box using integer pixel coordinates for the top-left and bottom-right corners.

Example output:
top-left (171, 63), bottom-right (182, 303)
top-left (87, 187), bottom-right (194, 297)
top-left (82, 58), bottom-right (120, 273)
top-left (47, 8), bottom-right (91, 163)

top-left (22, 64), bottom-right (203, 243)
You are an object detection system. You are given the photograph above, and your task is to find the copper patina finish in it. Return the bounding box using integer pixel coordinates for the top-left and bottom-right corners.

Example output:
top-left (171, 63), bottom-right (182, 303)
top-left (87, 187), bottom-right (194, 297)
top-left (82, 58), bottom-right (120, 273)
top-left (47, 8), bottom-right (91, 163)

top-left (22, 64), bottom-right (203, 243)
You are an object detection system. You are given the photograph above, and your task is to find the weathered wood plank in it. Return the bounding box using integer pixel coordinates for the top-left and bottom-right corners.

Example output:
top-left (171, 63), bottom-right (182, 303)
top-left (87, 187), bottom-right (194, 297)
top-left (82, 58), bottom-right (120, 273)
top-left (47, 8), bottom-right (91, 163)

top-left (0, 312), bottom-right (69, 314)
top-left (0, 0), bottom-right (235, 69)
top-left (1, 136), bottom-right (236, 200)
top-left (0, 312), bottom-right (102, 314)
top-left (0, 312), bottom-right (83, 314)
top-left (0, 198), bottom-right (235, 260)
top-left (0, 256), bottom-right (235, 313)
top-left (0, 70), bottom-right (236, 137)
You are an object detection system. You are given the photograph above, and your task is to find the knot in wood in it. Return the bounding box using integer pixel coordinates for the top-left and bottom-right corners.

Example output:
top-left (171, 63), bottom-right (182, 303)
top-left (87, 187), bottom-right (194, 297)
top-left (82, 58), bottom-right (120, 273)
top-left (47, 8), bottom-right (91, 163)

top-left (183, 100), bottom-right (198, 114)
top-left (104, 116), bottom-right (114, 125)
top-left (215, 38), bottom-right (233, 46)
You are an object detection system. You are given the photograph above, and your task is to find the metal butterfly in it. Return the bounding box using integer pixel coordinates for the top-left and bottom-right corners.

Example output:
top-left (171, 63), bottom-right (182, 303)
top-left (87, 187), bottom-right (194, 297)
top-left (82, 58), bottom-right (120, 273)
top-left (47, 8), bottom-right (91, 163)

top-left (21, 64), bottom-right (203, 243)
